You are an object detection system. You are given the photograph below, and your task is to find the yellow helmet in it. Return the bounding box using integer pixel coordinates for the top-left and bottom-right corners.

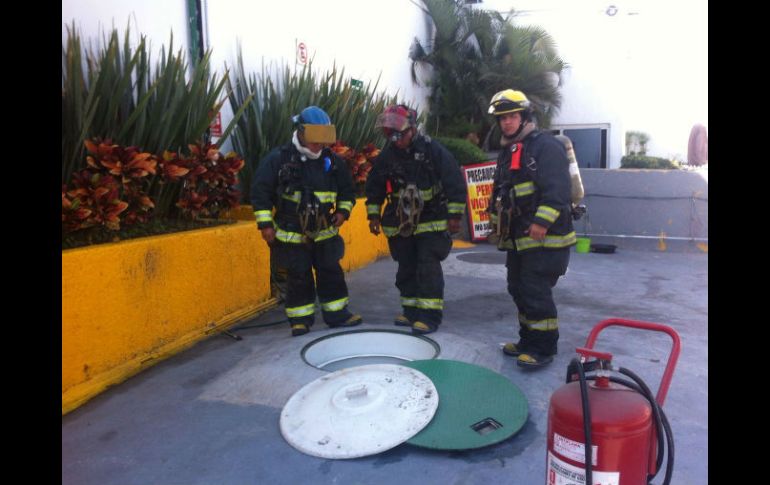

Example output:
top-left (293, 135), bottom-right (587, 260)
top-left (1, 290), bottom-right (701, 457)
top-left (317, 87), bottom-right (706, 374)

top-left (488, 89), bottom-right (531, 116)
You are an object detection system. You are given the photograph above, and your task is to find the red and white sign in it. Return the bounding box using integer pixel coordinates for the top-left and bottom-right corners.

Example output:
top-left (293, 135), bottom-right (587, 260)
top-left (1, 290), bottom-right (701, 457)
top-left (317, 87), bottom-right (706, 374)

top-left (209, 112), bottom-right (222, 137)
top-left (547, 451), bottom-right (620, 485)
top-left (461, 161), bottom-right (496, 242)
top-left (297, 41), bottom-right (308, 65)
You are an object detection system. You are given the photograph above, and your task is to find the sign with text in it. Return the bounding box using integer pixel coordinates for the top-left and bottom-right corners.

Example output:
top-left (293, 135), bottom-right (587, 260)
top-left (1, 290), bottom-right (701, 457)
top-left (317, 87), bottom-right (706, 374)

top-left (296, 40), bottom-right (308, 65)
top-left (462, 161), bottom-right (496, 242)
top-left (209, 112), bottom-right (222, 137)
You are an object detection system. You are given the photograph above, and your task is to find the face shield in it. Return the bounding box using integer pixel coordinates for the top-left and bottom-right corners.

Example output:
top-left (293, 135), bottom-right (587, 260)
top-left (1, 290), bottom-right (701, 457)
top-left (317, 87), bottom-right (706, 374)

top-left (376, 111), bottom-right (412, 132)
top-left (301, 124), bottom-right (337, 144)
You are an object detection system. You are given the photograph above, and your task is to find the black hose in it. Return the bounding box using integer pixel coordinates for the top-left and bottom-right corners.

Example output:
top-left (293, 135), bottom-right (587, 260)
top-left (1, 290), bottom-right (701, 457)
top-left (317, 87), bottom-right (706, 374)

top-left (585, 375), bottom-right (666, 480)
top-left (570, 358), bottom-right (593, 485)
top-left (230, 319), bottom-right (288, 331)
top-left (618, 367), bottom-right (674, 485)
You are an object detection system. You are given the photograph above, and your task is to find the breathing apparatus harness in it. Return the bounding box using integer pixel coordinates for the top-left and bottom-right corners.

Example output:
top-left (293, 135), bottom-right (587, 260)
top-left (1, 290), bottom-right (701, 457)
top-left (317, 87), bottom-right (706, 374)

top-left (276, 147), bottom-right (337, 243)
top-left (488, 135), bottom-right (540, 246)
top-left (384, 136), bottom-right (442, 237)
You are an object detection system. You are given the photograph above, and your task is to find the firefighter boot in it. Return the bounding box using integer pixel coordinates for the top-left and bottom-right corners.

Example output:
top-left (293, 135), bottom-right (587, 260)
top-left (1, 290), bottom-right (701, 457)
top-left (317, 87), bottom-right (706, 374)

top-left (502, 342), bottom-right (530, 357)
top-left (517, 352), bottom-right (554, 368)
top-left (412, 321), bottom-right (438, 335)
top-left (328, 314), bottom-right (363, 328)
top-left (291, 323), bottom-right (310, 337)
top-left (394, 315), bottom-right (412, 327)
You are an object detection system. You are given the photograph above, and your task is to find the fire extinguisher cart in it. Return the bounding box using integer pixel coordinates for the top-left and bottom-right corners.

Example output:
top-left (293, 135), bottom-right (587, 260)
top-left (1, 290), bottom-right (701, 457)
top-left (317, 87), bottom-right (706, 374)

top-left (546, 318), bottom-right (681, 485)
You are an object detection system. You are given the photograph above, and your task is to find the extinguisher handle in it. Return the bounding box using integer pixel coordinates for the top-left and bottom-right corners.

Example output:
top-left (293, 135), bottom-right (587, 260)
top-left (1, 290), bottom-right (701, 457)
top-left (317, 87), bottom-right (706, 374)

top-left (584, 318), bottom-right (681, 406)
top-left (575, 347), bottom-right (613, 363)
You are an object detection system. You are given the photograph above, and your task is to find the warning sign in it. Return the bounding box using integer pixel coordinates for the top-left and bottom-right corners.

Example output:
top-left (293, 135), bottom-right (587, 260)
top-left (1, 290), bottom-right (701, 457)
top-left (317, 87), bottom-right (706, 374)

top-left (209, 112), bottom-right (222, 138)
top-left (547, 451), bottom-right (619, 485)
top-left (461, 161), bottom-right (496, 242)
top-left (554, 433), bottom-right (597, 465)
top-left (297, 41), bottom-right (308, 65)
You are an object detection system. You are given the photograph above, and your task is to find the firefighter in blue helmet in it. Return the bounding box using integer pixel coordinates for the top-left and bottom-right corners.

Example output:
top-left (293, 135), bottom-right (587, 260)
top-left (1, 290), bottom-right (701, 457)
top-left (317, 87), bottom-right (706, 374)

top-left (365, 105), bottom-right (467, 335)
top-left (251, 106), bottom-right (362, 336)
top-left (487, 90), bottom-right (576, 368)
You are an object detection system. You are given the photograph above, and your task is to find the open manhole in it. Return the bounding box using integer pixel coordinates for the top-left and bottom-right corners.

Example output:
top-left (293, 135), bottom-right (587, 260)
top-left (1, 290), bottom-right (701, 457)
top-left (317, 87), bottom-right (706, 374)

top-left (301, 329), bottom-right (440, 371)
top-left (455, 251), bottom-right (506, 264)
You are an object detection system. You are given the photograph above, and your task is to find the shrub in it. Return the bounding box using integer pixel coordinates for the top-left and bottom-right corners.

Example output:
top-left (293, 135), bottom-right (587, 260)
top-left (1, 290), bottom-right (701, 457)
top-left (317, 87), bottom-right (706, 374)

top-left (227, 50), bottom-right (399, 200)
top-left (433, 136), bottom-right (492, 166)
top-left (62, 139), bottom-right (245, 237)
top-left (620, 155), bottom-right (680, 170)
top-left (62, 22), bottom-right (250, 219)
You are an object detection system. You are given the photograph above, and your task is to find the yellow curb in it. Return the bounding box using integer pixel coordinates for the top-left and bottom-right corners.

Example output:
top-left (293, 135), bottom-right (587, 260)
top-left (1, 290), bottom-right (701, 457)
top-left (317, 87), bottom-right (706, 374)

top-left (452, 239), bottom-right (476, 249)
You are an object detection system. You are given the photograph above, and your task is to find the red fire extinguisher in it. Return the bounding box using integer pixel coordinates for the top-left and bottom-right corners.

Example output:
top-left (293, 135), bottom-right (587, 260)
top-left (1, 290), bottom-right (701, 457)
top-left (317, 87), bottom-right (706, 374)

top-left (546, 318), bottom-right (681, 485)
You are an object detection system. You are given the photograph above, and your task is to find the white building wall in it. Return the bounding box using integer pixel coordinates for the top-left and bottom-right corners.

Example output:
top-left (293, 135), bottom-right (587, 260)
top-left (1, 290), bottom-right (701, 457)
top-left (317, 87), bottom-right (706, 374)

top-left (62, 0), bottom-right (190, 57)
top-left (62, 0), bottom-right (707, 167)
top-left (481, 0), bottom-right (708, 166)
top-left (204, 0), bottom-right (431, 109)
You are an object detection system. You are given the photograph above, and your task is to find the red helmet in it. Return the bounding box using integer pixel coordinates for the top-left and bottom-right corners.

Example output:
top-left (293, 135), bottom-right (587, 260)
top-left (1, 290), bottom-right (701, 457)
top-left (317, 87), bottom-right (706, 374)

top-left (376, 105), bottom-right (417, 137)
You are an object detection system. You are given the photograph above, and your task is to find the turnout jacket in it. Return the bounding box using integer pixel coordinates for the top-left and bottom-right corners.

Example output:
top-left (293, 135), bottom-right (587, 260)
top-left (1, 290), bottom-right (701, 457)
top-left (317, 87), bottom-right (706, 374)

top-left (364, 135), bottom-right (467, 236)
top-left (250, 142), bottom-right (356, 243)
top-left (489, 130), bottom-right (576, 251)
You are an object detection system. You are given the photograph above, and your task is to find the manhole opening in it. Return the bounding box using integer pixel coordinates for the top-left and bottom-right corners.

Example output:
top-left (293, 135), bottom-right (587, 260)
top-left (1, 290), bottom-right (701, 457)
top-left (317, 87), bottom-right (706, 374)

top-left (471, 418), bottom-right (503, 435)
top-left (301, 329), bottom-right (440, 371)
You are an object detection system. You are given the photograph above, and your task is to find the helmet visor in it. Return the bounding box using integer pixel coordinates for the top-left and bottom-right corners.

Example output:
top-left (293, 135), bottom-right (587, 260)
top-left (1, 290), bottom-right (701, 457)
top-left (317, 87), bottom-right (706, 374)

top-left (376, 112), bottom-right (412, 132)
top-left (488, 100), bottom-right (524, 115)
top-left (302, 124), bottom-right (337, 144)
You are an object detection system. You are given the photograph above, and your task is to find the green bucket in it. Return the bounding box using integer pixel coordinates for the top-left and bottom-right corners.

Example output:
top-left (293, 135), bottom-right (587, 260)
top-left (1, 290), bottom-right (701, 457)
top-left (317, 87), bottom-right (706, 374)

top-left (576, 237), bottom-right (591, 253)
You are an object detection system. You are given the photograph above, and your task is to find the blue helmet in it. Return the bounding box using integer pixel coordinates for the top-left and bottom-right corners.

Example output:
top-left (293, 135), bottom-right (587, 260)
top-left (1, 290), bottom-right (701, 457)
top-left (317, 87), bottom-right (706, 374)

top-left (295, 106), bottom-right (331, 125)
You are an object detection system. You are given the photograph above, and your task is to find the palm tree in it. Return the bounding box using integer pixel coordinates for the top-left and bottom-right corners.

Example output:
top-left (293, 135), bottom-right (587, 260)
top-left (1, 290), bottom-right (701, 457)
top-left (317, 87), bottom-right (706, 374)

top-left (409, 0), bottom-right (566, 144)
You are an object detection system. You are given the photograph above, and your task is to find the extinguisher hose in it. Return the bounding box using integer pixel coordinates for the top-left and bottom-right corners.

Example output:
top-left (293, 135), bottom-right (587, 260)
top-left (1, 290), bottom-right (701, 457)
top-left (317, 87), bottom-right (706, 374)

top-left (570, 358), bottom-right (593, 485)
top-left (585, 375), bottom-right (674, 485)
top-left (617, 367), bottom-right (675, 485)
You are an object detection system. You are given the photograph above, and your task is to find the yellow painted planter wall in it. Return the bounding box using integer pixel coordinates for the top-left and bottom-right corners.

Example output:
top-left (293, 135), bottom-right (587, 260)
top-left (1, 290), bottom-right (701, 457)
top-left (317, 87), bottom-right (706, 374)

top-left (62, 199), bottom-right (388, 414)
top-left (62, 222), bottom-right (273, 414)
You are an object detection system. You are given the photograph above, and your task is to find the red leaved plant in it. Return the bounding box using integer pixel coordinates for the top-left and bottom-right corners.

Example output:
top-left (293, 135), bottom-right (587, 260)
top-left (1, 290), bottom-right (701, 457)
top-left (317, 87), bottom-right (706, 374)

top-left (62, 139), bottom-right (245, 236)
top-left (331, 141), bottom-right (380, 195)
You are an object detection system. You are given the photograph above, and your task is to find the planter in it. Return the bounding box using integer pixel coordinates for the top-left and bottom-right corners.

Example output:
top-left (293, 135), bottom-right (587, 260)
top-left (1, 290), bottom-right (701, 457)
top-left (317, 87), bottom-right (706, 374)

top-left (62, 222), bottom-right (274, 414)
top-left (62, 199), bottom-right (389, 414)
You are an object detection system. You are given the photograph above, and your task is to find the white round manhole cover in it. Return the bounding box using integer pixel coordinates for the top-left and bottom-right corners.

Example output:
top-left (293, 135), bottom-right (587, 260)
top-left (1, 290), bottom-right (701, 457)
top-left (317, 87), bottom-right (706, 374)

top-left (280, 364), bottom-right (439, 459)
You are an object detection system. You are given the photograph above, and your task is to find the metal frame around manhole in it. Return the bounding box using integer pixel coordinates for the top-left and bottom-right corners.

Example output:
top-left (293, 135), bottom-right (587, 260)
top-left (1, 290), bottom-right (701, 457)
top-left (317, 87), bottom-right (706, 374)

top-left (300, 329), bottom-right (441, 371)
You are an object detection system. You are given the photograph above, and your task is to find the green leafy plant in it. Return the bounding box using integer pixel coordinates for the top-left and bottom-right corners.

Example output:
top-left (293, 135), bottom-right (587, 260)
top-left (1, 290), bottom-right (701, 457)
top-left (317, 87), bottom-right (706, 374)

top-left (620, 155), bottom-right (680, 170)
top-left (62, 22), bottom-right (252, 218)
top-left (433, 136), bottom-right (491, 165)
top-left (409, 0), bottom-right (566, 145)
top-left (226, 49), bottom-right (398, 200)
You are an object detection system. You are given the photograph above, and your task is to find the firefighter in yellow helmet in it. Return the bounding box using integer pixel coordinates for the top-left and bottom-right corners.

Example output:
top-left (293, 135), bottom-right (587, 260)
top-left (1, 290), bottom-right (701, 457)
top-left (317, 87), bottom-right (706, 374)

top-left (487, 89), bottom-right (576, 368)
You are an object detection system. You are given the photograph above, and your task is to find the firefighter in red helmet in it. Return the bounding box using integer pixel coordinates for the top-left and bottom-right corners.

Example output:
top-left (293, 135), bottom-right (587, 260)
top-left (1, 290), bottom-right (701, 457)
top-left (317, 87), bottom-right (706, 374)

top-left (487, 90), bottom-right (576, 368)
top-left (365, 104), bottom-right (467, 334)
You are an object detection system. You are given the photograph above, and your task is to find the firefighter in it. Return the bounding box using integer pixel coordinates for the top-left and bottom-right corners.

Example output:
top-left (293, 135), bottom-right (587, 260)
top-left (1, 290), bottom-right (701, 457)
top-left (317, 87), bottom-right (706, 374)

top-left (365, 105), bottom-right (467, 334)
top-left (487, 90), bottom-right (576, 368)
top-left (251, 106), bottom-right (362, 336)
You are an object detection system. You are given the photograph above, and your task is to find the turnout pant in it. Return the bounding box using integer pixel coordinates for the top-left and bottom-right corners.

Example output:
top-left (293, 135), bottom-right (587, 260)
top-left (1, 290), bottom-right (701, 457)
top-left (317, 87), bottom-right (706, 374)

top-left (388, 231), bottom-right (453, 327)
top-left (506, 247), bottom-right (570, 355)
top-left (274, 235), bottom-right (353, 325)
